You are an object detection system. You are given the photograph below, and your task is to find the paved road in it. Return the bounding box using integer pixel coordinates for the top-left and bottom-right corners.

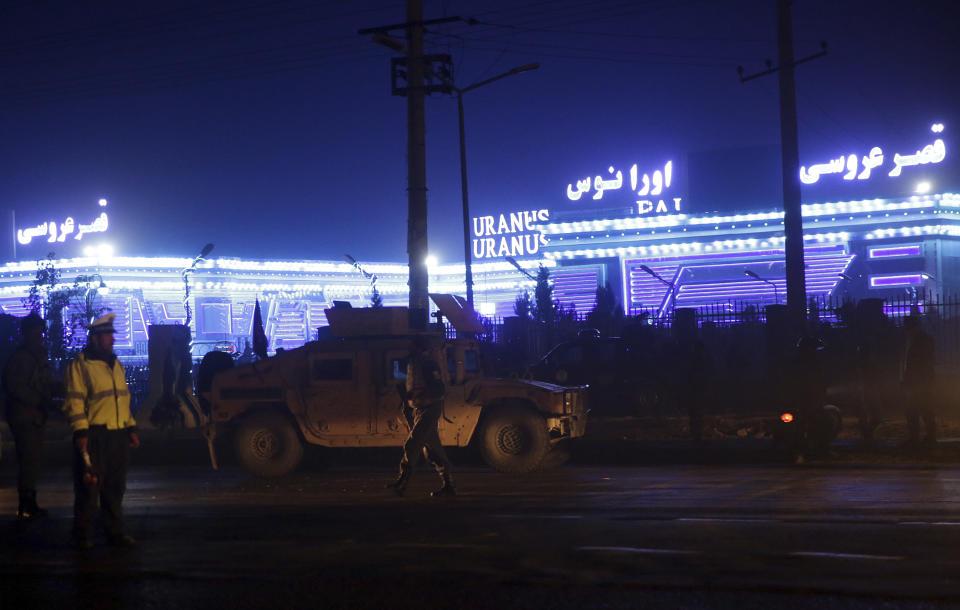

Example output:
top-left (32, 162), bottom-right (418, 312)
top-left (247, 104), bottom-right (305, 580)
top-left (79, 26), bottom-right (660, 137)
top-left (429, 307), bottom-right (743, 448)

top-left (2, 437), bottom-right (960, 609)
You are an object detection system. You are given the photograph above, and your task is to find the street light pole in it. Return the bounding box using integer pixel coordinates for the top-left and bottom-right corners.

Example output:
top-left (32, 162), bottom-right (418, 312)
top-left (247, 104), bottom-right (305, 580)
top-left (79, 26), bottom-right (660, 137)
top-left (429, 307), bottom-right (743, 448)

top-left (639, 264), bottom-right (677, 319)
top-left (744, 269), bottom-right (779, 304)
top-left (452, 63), bottom-right (539, 308)
top-left (456, 90), bottom-right (474, 307)
top-left (182, 243), bottom-right (215, 329)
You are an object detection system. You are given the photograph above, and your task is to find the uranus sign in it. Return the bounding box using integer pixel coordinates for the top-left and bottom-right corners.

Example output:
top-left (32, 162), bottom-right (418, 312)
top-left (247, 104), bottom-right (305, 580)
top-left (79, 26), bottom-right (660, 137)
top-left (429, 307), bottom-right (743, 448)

top-left (472, 210), bottom-right (549, 259)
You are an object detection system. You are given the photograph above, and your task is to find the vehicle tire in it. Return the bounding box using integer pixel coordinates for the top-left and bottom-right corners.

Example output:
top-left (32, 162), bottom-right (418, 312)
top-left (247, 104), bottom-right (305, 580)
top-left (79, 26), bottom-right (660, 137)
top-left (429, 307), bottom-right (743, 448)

top-left (234, 411), bottom-right (304, 477)
top-left (539, 439), bottom-right (572, 471)
top-left (478, 406), bottom-right (550, 473)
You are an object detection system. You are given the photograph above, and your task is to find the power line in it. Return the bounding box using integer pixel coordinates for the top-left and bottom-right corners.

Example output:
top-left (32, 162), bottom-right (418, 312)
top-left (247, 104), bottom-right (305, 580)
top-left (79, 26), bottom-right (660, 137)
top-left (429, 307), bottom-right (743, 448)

top-left (3, 52), bottom-right (384, 109)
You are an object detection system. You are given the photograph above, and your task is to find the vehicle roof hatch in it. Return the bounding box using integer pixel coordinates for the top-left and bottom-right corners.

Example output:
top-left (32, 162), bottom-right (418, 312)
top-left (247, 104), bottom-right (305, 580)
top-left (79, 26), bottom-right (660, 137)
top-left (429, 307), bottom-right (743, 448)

top-left (429, 293), bottom-right (485, 333)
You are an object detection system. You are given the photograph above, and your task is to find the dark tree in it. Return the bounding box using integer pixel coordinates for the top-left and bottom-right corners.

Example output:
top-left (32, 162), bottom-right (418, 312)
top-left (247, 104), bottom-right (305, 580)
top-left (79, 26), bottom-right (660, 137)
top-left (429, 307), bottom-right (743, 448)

top-left (532, 264), bottom-right (555, 324)
top-left (513, 291), bottom-right (532, 319)
top-left (23, 252), bottom-right (107, 360)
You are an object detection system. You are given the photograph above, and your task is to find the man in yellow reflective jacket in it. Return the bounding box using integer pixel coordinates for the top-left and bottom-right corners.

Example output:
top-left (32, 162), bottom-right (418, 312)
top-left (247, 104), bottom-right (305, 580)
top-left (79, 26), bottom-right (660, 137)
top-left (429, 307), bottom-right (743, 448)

top-left (63, 313), bottom-right (140, 550)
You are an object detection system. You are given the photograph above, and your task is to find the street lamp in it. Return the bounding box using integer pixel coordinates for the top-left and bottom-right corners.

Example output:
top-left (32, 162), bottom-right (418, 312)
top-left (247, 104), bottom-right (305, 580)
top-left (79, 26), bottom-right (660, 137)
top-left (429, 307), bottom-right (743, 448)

top-left (449, 63), bottom-right (540, 307)
top-left (84, 274), bottom-right (109, 320)
top-left (504, 255), bottom-right (537, 281)
top-left (744, 269), bottom-right (779, 304)
top-left (639, 264), bottom-right (678, 318)
top-left (182, 243), bottom-right (214, 328)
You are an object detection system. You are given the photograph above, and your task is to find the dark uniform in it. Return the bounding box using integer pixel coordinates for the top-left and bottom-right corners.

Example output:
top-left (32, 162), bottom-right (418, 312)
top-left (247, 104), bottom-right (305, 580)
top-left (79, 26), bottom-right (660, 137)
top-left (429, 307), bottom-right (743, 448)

top-left (63, 313), bottom-right (140, 549)
top-left (901, 316), bottom-right (936, 446)
top-left (387, 337), bottom-right (455, 497)
top-left (2, 313), bottom-right (56, 519)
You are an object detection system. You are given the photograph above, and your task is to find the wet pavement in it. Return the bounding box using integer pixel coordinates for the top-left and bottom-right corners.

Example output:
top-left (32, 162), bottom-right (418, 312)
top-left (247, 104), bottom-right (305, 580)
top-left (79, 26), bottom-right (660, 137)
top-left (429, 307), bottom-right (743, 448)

top-left (3, 424), bottom-right (960, 608)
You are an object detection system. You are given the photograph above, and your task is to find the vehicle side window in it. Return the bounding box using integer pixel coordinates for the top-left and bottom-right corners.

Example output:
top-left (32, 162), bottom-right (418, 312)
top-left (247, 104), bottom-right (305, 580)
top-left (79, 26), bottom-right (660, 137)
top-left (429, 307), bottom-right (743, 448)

top-left (312, 358), bottom-right (353, 381)
top-left (390, 357), bottom-right (408, 380)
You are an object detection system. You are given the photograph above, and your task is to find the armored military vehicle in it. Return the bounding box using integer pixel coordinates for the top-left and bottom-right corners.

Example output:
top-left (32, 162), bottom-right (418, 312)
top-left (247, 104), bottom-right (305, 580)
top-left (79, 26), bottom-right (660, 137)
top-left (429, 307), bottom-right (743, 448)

top-left (202, 297), bottom-right (588, 477)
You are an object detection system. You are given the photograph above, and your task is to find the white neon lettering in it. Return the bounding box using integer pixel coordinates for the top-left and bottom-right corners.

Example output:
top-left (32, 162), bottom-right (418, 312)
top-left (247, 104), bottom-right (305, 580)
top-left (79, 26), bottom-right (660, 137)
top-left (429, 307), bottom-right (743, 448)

top-left (510, 212), bottom-right (524, 233)
top-left (470, 209), bottom-right (550, 259)
top-left (858, 147), bottom-right (883, 179)
top-left (802, 126), bottom-right (947, 183)
top-left (842, 154), bottom-right (858, 180)
top-left (651, 170), bottom-right (664, 195)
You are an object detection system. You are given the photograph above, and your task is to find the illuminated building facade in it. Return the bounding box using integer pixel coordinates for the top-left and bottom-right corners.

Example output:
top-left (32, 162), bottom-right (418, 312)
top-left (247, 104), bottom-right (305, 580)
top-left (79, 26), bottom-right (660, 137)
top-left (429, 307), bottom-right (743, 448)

top-left (3, 123), bottom-right (955, 358)
top-left (1, 192), bottom-right (957, 359)
top-left (542, 192), bottom-right (960, 317)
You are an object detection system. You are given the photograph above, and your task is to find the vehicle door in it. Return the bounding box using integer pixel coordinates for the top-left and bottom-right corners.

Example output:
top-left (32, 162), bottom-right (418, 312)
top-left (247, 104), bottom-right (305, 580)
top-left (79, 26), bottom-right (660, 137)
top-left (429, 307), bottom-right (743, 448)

top-left (373, 349), bottom-right (411, 439)
top-left (302, 351), bottom-right (373, 435)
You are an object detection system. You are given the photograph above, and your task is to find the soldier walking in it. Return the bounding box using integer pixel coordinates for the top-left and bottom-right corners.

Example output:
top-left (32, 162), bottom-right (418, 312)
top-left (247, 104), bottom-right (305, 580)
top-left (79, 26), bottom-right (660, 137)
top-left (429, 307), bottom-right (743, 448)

top-left (2, 312), bottom-right (58, 520)
top-left (63, 313), bottom-right (140, 549)
top-left (387, 335), bottom-right (455, 497)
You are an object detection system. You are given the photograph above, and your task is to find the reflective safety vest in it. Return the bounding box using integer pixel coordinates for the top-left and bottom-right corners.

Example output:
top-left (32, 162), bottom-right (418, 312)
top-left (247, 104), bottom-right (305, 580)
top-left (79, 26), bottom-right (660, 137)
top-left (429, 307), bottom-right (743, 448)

top-left (63, 352), bottom-right (136, 433)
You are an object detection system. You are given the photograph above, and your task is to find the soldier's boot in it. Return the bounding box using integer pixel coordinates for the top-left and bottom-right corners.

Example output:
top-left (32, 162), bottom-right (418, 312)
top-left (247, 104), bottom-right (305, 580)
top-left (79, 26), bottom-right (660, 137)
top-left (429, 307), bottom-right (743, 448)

top-left (17, 490), bottom-right (48, 520)
top-left (430, 474), bottom-right (456, 497)
top-left (385, 466), bottom-right (410, 496)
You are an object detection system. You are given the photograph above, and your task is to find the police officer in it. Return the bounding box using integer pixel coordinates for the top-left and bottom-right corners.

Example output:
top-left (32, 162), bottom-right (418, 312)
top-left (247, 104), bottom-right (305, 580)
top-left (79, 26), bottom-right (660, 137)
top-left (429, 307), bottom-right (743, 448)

top-left (63, 313), bottom-right (140, 549)
top-left (2, 312), bottom-right (57, 520)
top-left (386, 335), bottom-right (455, 497)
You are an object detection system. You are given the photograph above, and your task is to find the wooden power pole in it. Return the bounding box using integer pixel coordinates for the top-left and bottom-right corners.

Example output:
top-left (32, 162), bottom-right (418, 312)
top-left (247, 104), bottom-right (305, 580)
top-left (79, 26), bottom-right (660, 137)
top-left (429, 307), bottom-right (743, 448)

top-left (739, 0), bottom-right (826, 337)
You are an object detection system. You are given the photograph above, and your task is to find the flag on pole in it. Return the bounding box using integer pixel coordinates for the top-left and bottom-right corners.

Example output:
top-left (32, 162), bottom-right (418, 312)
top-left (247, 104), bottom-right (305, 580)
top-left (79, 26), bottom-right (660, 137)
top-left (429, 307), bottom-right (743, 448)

top-left (252, 298), bottom-right (268, 359)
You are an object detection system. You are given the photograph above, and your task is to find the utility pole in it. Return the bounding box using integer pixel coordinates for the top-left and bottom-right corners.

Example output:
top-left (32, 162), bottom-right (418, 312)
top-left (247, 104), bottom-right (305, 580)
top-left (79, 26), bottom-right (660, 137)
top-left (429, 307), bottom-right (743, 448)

top-left (775, 0), bottom-right (805, 336)
top-left (739, 0), bottom-right (826, 337)
top-left (359, 7), bottom-right (460, 330)
top-left (404, 0), bottom-right (429, 329)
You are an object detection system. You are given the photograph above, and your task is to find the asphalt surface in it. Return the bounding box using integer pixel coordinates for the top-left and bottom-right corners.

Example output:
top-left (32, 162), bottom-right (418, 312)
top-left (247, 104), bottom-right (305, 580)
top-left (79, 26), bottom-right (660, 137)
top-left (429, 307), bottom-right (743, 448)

top-left (3, 425), bottom-right (960, 609)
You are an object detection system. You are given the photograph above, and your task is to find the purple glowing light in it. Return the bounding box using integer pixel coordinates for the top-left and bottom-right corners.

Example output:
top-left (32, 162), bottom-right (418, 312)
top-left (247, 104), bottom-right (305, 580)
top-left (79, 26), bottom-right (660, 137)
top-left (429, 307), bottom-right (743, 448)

top-left (869, 274), bottom-right (924, 288)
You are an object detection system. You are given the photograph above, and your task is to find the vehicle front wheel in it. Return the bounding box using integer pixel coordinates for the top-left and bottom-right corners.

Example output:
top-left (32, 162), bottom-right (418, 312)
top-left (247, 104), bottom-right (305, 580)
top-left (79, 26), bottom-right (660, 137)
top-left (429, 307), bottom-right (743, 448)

top-left (234, 411), bottom-right (304, 477)
top-left (478, 406), bottom-right (550, 473)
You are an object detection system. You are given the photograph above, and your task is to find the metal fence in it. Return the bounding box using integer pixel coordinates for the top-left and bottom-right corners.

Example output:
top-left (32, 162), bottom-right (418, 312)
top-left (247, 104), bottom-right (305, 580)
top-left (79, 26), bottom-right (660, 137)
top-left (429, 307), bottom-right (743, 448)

top-left (456, 293), bottom-right (960, 372)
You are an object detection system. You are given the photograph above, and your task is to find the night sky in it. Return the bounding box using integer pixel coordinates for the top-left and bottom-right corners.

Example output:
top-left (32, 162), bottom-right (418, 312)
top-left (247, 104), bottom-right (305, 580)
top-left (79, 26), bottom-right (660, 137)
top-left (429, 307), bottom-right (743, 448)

top-left (2, 0), bottom-right (957, 264)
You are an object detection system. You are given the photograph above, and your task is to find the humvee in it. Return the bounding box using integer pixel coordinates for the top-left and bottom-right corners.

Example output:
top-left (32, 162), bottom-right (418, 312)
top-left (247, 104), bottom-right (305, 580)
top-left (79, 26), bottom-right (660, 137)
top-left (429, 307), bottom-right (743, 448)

top-left (203, 298), bottom-right (588, 477)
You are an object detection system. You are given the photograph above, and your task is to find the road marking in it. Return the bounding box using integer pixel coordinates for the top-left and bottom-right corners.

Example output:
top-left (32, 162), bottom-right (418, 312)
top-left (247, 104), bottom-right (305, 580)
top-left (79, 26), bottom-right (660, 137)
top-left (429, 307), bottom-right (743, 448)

top-left (577, 546), bottom-right (701, 555)
top-left (494, 514), bottom-right (583, 520)
top-left (391, 543), bottom-right (478, 549)
top-left (899, 521), bottom-right (960, 526)
top-left (675, 517), bottom-right (776, 524)
top-left (789, 551), bottom-right (904, 561)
